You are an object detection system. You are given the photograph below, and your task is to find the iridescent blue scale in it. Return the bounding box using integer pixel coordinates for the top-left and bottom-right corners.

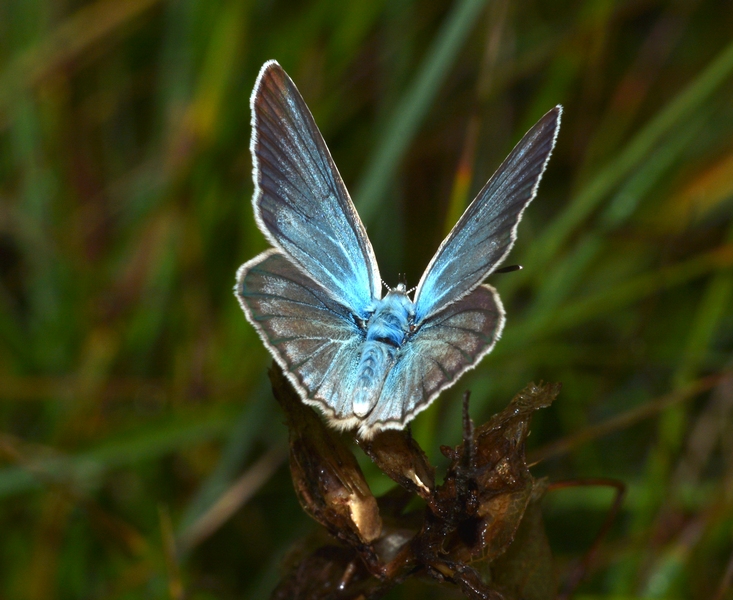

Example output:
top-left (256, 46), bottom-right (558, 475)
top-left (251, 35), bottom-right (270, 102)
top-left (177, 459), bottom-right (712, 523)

top-left (236, 60), bottom-right (561, 439)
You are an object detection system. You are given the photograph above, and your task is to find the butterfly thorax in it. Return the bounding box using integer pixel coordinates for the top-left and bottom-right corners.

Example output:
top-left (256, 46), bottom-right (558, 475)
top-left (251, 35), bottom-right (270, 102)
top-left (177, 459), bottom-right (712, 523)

top-left (365, 286), bottom-right (414, 346)
top-left (352, 285), bottom-right (415, 418)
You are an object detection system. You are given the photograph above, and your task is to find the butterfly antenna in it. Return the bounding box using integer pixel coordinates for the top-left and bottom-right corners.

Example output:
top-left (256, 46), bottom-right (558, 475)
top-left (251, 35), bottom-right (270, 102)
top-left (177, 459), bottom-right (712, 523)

top-left (495, 264), bottom-right (522, 274)
top-left (381, 279), bottom-right (392, 293)
top-left (406, 285), bottom-right (417, 295)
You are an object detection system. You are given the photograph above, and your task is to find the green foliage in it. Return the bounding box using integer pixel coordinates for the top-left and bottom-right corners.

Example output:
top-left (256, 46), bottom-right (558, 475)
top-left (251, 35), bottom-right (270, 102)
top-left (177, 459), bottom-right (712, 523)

top-left (1, 0), bottom-right (733, 597)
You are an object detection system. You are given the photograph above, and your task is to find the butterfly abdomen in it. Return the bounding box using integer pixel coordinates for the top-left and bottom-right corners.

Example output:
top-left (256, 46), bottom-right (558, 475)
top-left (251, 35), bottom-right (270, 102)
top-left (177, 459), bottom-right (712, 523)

top-left (353, 341), bottom-right (395, 417)
top-left (352, 290), bottom-right (414, 418)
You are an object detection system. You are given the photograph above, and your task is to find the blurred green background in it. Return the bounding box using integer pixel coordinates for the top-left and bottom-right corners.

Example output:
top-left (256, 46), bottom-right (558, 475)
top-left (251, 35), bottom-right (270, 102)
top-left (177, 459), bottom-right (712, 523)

top-left (2, 0), bottom-right (733, 598)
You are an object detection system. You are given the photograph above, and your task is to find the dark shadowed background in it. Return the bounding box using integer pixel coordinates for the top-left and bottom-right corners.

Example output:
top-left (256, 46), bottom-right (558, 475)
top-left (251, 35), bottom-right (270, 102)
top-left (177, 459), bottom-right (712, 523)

top-left (1, 0), bottom-right (733, 598)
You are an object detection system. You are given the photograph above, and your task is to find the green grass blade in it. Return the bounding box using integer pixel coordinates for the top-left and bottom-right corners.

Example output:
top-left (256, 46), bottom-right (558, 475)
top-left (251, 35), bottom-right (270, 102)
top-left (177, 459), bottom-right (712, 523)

top-left (355, 0), bottom-right (489, 224)
top-left (525, 37), bottom-right (733, 272)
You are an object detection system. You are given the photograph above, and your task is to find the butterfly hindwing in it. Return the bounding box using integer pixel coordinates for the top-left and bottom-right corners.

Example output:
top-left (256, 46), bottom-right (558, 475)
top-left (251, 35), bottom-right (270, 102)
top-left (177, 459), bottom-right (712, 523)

top-left (251, 61), bottom-right (381, 318)
top-left (237, 249), bottom-right (368, 430)
top-left (357, 284), bottom-right (504, 437)
top-left (413, 106), bottom-right (561, 323)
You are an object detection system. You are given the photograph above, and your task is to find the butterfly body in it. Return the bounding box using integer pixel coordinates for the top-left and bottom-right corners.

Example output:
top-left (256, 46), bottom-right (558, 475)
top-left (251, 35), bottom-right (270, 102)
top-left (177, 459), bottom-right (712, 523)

top-left (353, 285), bottom-right (415, 416)
top-left (236, 60), bottom-right (561, 439)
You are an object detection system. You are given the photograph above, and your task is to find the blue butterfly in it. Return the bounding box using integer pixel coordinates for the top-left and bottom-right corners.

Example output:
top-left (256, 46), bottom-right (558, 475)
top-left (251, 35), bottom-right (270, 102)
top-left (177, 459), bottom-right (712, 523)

top-left (236, 60), bottom-right (561, 439)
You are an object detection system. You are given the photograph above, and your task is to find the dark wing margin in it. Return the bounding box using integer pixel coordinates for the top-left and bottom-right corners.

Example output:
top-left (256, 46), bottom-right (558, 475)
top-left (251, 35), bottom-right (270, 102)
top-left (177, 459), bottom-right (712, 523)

top-left (413, 106), bottom-right (561, 323)
top-left (357, 284), bottom-right (504, 439)
top-left (251, 60), bottom-right (381, 318)
top-left (236, 250), bottom-right (367, 431)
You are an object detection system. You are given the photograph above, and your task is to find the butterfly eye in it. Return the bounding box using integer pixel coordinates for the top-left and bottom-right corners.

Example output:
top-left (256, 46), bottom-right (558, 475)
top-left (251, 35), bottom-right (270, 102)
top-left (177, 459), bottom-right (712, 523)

top-left (352, 314), bottom-right (368, 330)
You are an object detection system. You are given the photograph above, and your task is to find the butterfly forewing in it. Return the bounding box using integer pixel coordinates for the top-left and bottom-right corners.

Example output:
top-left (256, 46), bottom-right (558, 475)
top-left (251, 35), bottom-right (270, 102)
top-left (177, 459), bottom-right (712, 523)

top-left (357, 285), bottom-right (504, 438)
top-left (413, 106), bottom-right (562, 323)
top-left (251, 61), bottom-right (381, 317)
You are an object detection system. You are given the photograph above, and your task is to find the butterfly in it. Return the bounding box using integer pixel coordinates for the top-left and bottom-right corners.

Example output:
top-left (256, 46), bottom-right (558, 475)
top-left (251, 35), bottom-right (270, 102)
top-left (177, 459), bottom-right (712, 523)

top-left (236, 60), bottom-right (561, 439)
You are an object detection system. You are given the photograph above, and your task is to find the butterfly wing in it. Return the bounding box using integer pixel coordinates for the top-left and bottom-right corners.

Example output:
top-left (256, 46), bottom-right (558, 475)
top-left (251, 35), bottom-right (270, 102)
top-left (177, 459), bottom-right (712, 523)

top-left (357, 284), bottom-right (504, 438)
top-left (413, 107), bottom-right (562, 323)
top-left (237, 249), bottom-right (371, 431)
top-left (251, 60), bottom-right (381, 318)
